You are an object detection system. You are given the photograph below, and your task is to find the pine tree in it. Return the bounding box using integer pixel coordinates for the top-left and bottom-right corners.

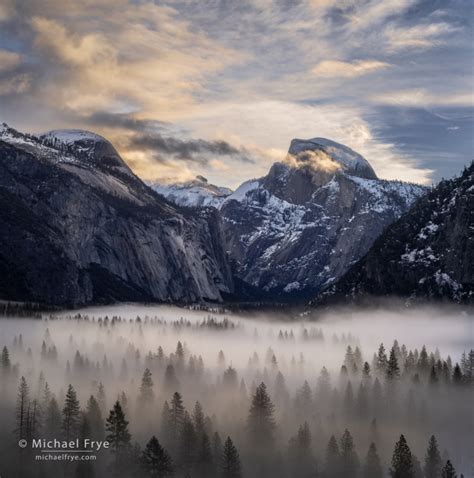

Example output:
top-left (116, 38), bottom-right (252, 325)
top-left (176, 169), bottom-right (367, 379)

top-left (288, 422), bottom-right (315, 478)
top-left (386, 347), bottom-right (400, 381)
top-left (141, 435), bottom-right (173, 478)
top-left (325, 435), bottom-right (341, 477)
top-left (86, 395), bottom-right (104, 440)
top-left (1, 345), bottom-right (11, 375)
top-left (76, 414), bottom-right (96, 478)
top-left (45, 396), bottom-right (62, 439)
top-left (178, 412), bottom-right (197, 474)
top-left (441, 460), bottom-right (457, 478)
top-left (196, 431), bottom-right (213, 478)
top-left (62, 384), bottom-right (81, 441)
top-left (193, 401), bottom-right (205, 439)
top-left (169, 392), bottom-right (185, 453)
top-left (160, 401), bottom-right (173, 450)
top-left (105, 401), bottom-right (132, 474)
top-left (376, 344), bottom-right (388, 375)
top-left (15, 376), bottom-right (30, 440)
top-left (97, 382), bottom-right (106, 415)
top-left (452, 364), bottom-right (463, 384)
top-left (247, 382), bottom-right (276, 452)
top-left (363, 443), bottom-right (383, 478)
top-left (213, 431), bottom-right (223, 466)
top-left (340, 429), bottom-right (359, 478)
top-left (139, 368), bottom-right (155, 406)
top-left (424, 435), bottom-right (442, 478)
top-left (390, 435), bottom-right (414, 478)
top-left (221, 437), bottom-right (242, 478)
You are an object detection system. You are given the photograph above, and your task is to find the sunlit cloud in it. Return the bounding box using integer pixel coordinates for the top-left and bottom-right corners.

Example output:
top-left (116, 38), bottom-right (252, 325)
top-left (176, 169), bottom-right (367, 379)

top-left (371, 89), bottom-right (474, 107)
top-left (312, 60), bottom-right (391, 78)
top-left (385, 22), bottom-right (460, 50)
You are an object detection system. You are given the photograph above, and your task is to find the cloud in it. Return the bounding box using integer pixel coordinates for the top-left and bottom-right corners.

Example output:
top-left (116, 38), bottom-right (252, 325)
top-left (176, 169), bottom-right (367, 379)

top-left (345, 0), bottom-right (415, 31)
top-left (0, 49), bottom-right (21, 71)
top-left (284, 150), bottom-right (342, 177)
top-left (312, 59), bottom-right (391, 78)
top-left (385, 22), bottom-right (459, 50)
top-left (0, 74), bottom-right (31, 96)
top-left (128, 133), bottom-right (256, 165)
top-left (371, 89), bottom-right (473, 107)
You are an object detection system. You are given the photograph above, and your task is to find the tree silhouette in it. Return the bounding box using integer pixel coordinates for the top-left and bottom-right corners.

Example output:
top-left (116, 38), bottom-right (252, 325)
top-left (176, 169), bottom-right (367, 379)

top-left (247, 382), bottom-right (276, 452)
top-left (340, 429), bottom-right (359, 478)
top-left (139, 368), bottom-right (155, 406)
top-left (221, 437), bottom-right (242, 478)
top-left (390, 435), bottom-right (414, 478)
top-left (62, 384), bottom-right (81, 441)
top-left (363, 442), bottom-right (383, 478)
top-left (325, 435), bottom-right (341, 477)
top-left (424, 435), bottom-right (442, 478)
top-left (105, 401), bottom-right (131, 474)
top-left (141, 435), bottom-right (173, 478)
top-left (441, 460), bottom-right (457, 478)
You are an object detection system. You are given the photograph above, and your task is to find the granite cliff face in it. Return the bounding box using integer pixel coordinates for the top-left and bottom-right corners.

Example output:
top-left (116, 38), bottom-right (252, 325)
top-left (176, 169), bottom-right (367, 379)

top-left (156, 138), bottom-right (427, 299)
top-left (0, 124), bottom-right (234, 307)
top-left (316, 163), bottom-right (474, 304)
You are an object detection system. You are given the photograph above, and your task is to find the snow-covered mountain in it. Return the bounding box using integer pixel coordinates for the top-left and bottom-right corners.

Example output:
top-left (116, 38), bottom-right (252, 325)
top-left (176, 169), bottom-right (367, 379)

top-left (315, 162), bottom-right (473, 304)
top-left (151, 175), bottom-right (232, 208)
top-left (0, 124), bottom-right (234, 306)
top-left (159, 137), bottom-right (428, 299)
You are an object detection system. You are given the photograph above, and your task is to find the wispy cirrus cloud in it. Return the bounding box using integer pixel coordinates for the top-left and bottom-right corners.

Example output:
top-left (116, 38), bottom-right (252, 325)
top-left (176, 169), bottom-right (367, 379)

top-left (312, 59), bottom-right (391, 78)
top-left (385, 22), bottom-right (460, 50)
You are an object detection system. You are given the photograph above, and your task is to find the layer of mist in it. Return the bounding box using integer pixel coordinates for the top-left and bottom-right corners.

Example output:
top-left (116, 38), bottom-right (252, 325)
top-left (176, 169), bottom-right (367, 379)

top-left (0, 304), bottom-right (472, 477)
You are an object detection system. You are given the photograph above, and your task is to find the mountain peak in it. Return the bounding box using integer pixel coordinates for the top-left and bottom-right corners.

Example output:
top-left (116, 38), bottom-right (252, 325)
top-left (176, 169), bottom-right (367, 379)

top-left (288, 137), bottom-right (377, 180)
top-left (39, 129), bottom-right (134, 176)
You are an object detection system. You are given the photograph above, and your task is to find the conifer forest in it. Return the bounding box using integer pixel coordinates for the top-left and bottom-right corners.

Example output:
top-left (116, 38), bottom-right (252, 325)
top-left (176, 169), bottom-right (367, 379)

top-left (0, 304), bottom-right (472, 478)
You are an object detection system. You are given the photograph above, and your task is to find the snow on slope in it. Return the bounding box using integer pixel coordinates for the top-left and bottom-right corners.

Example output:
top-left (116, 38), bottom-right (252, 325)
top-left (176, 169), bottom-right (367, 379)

top-left (152, 176), bottom-right (233, 208)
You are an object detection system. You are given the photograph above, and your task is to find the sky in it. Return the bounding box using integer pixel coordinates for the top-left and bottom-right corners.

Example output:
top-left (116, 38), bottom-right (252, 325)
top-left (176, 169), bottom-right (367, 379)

top-left (0, 0), bottom-right (472, 188)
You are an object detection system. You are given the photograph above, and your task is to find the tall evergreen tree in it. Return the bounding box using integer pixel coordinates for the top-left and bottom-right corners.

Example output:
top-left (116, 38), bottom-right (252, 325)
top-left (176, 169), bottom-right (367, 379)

top-left (196, 431), bottom-right (213, 478)
top-left (325, 435), bottom-right (341, 477)
top-left (62, 384), bottom-right (81, 441)
top-left (376, 344), bottom-right (388, 375)
top-left (386, 347), bottom-right (400, 381)
top-left (441, 460), bottom-right (457, 478)
top-left (193, 401), bottom-right (205, 439)
top-left (141, 436), bottom-right (173, 478)
top-left (1, 345), bottom-right (11, 375)
top-left (390, 435), bottom-right (414, 478)
top-left (105, 401), bottom-right (132, 475)
top-left (363, 443), bottom-right (383, 478)
top-left (139, 368), bottom-right (155, 406)
top-left (288, 422), bottom-right (315, 478)
top-left (178, 412), bottom-right (197, 474)
top-left (15, 376), bottom-right (30, 440)
top-left (247, 382), bottom-right (276, 452)
top-left (86, 395), bottom-right (104, 440)
top-left (424, 435), bottom-right (442, 478)
top-left (169, 392), bottom-right (185, 453)
top-left (340, 429), bottom-right (359, 478)
top-left (44, 396), bottom-right (62, 439)
top-left (221, 437), bottom-right (242, 478)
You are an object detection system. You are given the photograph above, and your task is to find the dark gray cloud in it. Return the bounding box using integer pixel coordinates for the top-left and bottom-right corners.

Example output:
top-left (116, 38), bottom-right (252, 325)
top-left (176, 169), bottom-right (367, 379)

top-left (86, 111), bottom-right (170, 133)
top-left (129, 133), bottom-right (255, 165)
top-left (85, 111), bottom-right (255, 165)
